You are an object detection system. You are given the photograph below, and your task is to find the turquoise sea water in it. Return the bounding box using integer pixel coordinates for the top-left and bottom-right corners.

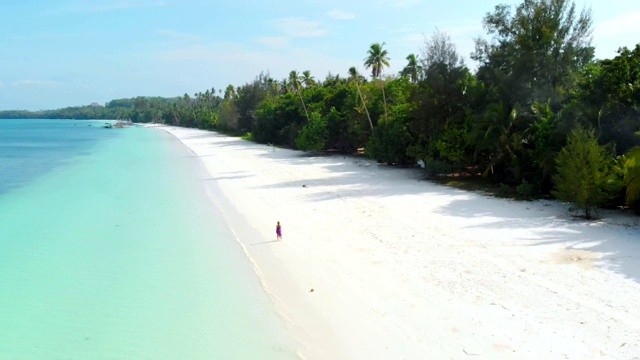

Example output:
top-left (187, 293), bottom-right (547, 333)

top-left (0, 120), bottom-right (297, 359)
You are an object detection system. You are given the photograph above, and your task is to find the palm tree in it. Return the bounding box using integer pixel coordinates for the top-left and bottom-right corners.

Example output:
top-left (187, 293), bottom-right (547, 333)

top-left (472, 103), bottom-right (523, 177)
top-left (348, 67), bottom-right (373, 131)
top-left (267, 78), bottom-right (280, 96)
top-left (289, 70), bottom-right (310, 122)
top-left (364, 43), bottom-right (390, 79)
top-left (223, 84), bottom-right (235, 100)
top-left (280, 78), bottom-right (291, 93)
top-left (364, 42), bottom-right (390, 121)
top-left (302, 70), bottom-right (316, 88)
top-left (401, 54), bottom-right (423, 83)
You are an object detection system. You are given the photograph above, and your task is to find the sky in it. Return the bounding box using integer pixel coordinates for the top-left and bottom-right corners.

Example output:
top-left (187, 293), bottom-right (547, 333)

top-left (1, 0), bottom-right (639, 111)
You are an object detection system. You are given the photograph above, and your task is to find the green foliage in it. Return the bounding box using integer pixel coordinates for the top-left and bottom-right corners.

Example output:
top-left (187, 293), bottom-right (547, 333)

top-left (572, 44), bottom-right (640, 154)
top-left (325, 106), bottom-right (359, 152)
top-left (364, 43), bottom-right (390, 79)
top-left (203, 112), bottom-right (219, 130)
top-left (4, 6), bottom-right (638, 216)
top-left (597, 45), bottom-right (640, 107)
top-left (235, 75), bottom-right (271, 133)
top-left (364, 42), bottom-right (391, 121)
top-left (241, 132), bottom-right (255, 141)
top-left (522, 100), bottom-right (567, 193)
top-left (623, 146), bottom-right (640, 205)
top-left (252, 98), bottom-right (280, 143)
top-left (496, 183), bottom-right (516, 198)
top-left (366, 118), bottom-right (413, 165)
top-left (421, 29), bottom-right (463, 72)
top-left (218, 100), bottom-right (239, 131)
top-left (426, 158), bottom-right (455, 177)
top-left (473, 0), bottom-right (594, 107)
top-left (296, 112), bottom-right (327, 151)
top-left (409, 123), bottom-right (471, 177)
top-left (529, 101), bottom-right (559, 173)
top-left (408, 33), bottom-right (473, 174)
top-left (552, 126), bottom-right (622, 219)
top-left (253, 93), bottom-right (307, 147)
top-left (435, 126), bottom-right (469, 165)
top-left (400, 54), bottom-right (423, 83)
top-left (516, 181), bottom-right (538, 197)
top-left (289, 70), bottom-right (310, 122)
top-left (470, 102), bottom-right (524, 181)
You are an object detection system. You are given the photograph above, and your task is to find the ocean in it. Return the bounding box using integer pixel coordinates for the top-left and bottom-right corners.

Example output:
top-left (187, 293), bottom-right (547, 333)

top-left (0, 119), bottom-right (297, 359)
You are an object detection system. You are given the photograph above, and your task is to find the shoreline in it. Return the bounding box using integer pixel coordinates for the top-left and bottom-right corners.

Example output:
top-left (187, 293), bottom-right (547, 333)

top-left (158, 125), bottom-right (640, 359)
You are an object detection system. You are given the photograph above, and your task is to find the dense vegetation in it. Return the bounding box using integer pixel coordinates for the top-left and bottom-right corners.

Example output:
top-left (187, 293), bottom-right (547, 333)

top-left (2, 0), bottom-right (639, 217)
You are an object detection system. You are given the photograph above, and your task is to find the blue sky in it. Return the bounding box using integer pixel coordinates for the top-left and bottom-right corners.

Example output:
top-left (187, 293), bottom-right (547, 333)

top-left (1, 0), bottom-right (639, 111)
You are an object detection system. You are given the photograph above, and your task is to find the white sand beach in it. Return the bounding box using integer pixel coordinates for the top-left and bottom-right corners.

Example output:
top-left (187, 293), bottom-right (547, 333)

top-left (159, 125), bottom-right (640, 359)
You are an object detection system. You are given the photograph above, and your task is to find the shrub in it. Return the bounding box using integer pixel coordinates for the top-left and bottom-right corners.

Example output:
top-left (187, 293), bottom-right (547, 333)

top-left (295, 112), bottom-right (327, 151)
top-left (366, 119), bottom-right (413, 165)
top-left (623, 147), bottom-right (640, 205)
top-left (552, 125), bottom-right (623, 219)
top-left (516, 181), bottom-right (538, 197)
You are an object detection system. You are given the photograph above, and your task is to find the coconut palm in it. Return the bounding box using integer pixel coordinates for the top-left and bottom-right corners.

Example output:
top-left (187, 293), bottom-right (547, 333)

top-left (223, 84), bottom-right (235, 100)
top-left (302, 70), bottom-right (316, 88)
top-left (364, 43), bottom-right (390, 79)
top-left (267, 78), bottom-right (280, 96)
top-left (348, 67), bottom-right (373, 131)
top-left (364, 42), bottom-right (390, 121)
top-left (280, 78), bottom-right (291, 94)
top-left (289, 70), bottom-right (310, 122)
top-left (472, 102), bottom-right (523, 177)
top-left (401, 53), bottom-right (423, 83)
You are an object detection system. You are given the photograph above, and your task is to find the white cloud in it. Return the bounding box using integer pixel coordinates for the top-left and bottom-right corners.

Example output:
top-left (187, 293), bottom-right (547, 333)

top-left (268, 17), bottom-right (328, 38)
top-left (0, 81), bottom-right (4, 88)
top-left (328, 10), bottom-right (355, 20)
top-left (255, 37), bottom-right (289, 49)
top-left (11, 80), bottom-right (64, 88)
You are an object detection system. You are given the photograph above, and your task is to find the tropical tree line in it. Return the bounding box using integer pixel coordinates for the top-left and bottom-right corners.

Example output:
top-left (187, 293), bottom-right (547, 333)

top-left (0, 94), bottom-right (222, 126)
top-left (216, 0), bottom-right (640, 218)
top-left (2, 0), bottom-right (639, 218)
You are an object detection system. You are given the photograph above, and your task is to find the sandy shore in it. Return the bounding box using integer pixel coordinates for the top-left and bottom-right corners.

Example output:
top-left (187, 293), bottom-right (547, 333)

top-left (158, 125), bottom-right (640, 359)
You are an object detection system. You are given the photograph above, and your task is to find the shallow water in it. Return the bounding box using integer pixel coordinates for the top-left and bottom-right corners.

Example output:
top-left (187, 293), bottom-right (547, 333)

top-left (0, 120), bottom-right (297, 359)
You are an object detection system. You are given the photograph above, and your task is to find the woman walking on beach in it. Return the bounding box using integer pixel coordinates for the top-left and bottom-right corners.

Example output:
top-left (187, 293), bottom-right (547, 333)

top-left (276, 221), bottom-right (282, 241)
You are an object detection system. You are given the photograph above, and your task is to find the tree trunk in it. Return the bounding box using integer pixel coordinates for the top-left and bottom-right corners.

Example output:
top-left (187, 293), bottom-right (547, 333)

top-left (381, 80), bottom-right (389, 122)
top-left (356, 84), bottom-right (373, 131)
top-left (297, 91), bottom-right (310, 122)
